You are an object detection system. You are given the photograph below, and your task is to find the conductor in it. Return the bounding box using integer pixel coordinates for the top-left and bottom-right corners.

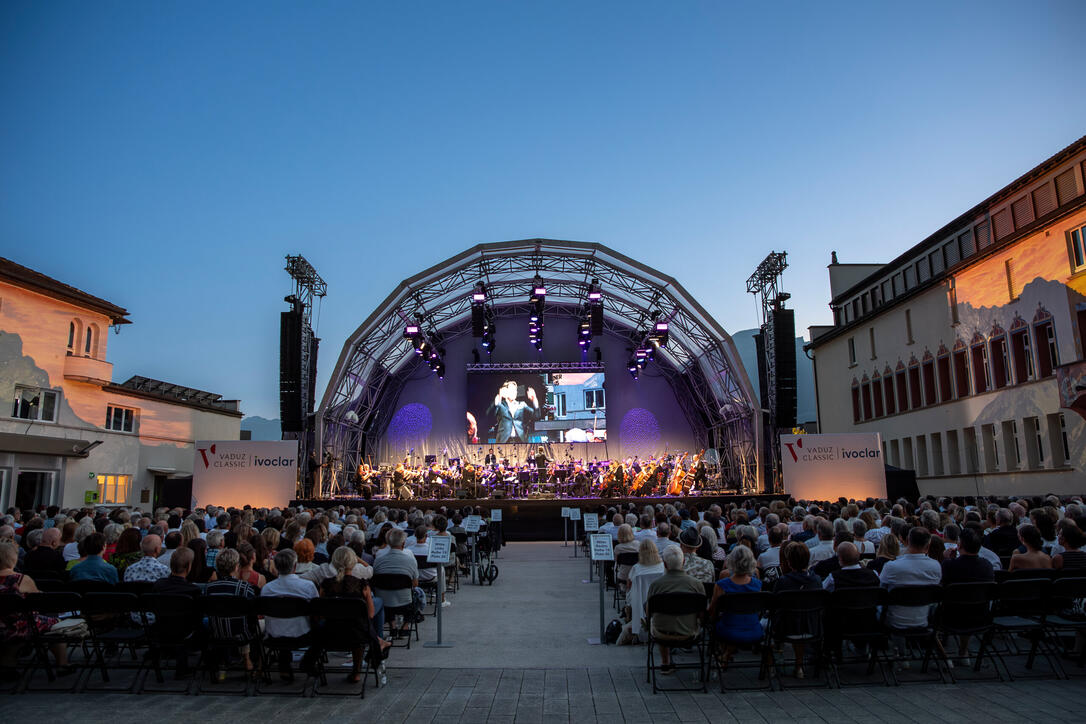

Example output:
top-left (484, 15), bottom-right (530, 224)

top-left (487, 380), bottom-right (542, 443)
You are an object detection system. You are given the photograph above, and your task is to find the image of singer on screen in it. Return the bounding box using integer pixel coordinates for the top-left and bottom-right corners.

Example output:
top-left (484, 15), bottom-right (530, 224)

top-left (487, 379), bottom-right (542, 443)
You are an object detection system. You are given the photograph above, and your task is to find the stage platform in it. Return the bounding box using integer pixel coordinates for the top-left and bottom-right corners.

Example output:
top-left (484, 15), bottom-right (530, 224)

top-left (289, 494), bottom-right (777, 541)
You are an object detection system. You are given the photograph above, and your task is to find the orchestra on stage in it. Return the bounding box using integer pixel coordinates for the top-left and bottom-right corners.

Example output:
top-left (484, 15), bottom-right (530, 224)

top-left (339, 447), bottom-right (723, 501)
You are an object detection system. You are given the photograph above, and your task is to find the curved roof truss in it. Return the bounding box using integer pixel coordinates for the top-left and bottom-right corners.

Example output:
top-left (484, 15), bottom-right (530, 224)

top-left (317, 239), bottom-right (762, 490)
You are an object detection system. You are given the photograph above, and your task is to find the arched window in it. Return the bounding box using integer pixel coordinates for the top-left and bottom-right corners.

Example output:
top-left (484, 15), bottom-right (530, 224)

top-left (970, 332), bottom-right (990, 393)
top-left (882, 365), bottom-right (896, 415)
top-left (921, 350), bottom-right (937, 405)
top-left (1034, 305), bottom-right (1058, 377)
top-left (860, 373), bottom-right (873, 420)
top-left (895, 362), bottom-right (909, 411)
top-left (851, 378), bottom-right (861, 424)
top-left (84, 323), bottom-right (100, 358)
top-left (936, 343), bottom-right (953, 402)
top-left (67, 319), bottom-right (82, 356)
top-left (1009, 314), bottom-right (1034, 384)
top-left (988, 323), bottom-right (1009, 389)
top-left (872, 370), bottom-right (884, 417)
top-left (953, 338), bottom-right (970, 397)
top-left (908, 355), bottom-right (922, 409)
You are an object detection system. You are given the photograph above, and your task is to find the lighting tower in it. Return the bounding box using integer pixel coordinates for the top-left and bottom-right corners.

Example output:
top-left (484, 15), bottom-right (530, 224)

top-left (746, 251), bottom-right (794, 492)
top-left (283, 254), bottom-right (326, 494)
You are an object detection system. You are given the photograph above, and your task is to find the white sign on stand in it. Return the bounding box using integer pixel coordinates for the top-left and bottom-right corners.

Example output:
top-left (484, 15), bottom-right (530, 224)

top-left (427, 535), bottom-right (452, 564)
top-left (490, 509), bottom-right (502, 522)
top-left (589, 534), bottom-right (614, 561)
top-left (780, 432), bottom-right (886, 500)
top-left (561, 507), bottom-right (570, 518)
top-left (464, 517), bottom-right (481, 533)
top-left (583, 513), bottom-right (599, 532)
top-left (569, 508), bottom-right (581, 521)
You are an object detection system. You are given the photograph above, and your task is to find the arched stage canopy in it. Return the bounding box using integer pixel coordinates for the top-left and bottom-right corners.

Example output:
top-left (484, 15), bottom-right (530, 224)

top-left (317, 239), bottom-right (763, 491)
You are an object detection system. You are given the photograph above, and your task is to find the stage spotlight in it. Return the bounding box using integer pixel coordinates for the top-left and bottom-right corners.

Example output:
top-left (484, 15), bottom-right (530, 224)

top-left (403, 324), bottom-right (420, 339)
top-left (435, 362), bottom-right (446, 379)
top-left (654, 321), bottom-right (669, 347)
top-left (627, 357), bottom-right (639, 380)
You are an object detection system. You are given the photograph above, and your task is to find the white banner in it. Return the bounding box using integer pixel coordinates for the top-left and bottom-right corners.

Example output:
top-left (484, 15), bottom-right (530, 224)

top-left (780, 433), bottom-right (885, 501)
top-left (192, 440), bottom-right (298, 510)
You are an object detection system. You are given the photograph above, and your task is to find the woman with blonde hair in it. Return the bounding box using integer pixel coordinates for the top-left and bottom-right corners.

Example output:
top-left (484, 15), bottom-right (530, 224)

top-left (869, 532), bottom-right (899, 575)
top-left (317, 546), bottom-right (389, 682)
top-left (621, 538), bottom-right (666, 644)
top-left (613, 524), bottom-right (640, 585)
top-left (180, 520), bottom-right (200, 548)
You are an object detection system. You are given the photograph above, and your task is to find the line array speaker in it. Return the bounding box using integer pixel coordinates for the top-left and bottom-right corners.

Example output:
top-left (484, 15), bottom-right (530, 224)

top-left (772, 308), bottom-right (797, 429)
top-left (280, 309), bottom-right (303, 432)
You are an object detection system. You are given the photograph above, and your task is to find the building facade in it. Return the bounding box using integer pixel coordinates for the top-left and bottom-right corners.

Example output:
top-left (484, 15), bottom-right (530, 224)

top-left (0, 258), bottom-right (242, 510)
top-left (808, 136), bottom-right (1086, 497)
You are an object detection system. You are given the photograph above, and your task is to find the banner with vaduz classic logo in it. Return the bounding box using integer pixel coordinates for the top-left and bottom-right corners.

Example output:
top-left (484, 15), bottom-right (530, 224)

top-left (193, 440), bottom-right (298, 509)
top-left (780, 432), bottom-right (885, 501)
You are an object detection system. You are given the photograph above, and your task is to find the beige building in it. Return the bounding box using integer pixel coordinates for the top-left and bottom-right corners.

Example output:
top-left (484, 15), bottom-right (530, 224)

top-left (808, 136), bottom-right (1086, 497)
top-left (0, 258), bottom-right (242, 510)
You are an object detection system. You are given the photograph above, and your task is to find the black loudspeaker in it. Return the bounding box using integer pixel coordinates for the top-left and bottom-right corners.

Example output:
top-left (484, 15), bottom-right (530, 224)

top-left (590, 305), bottom-right (603, 335)
top-left (280, 309), bottom-right (303, 432)
top-left (772, 309), bottom-right (797, 429)
top-left (472, 305), bottom-right (485, 337)
top-left (754, 331), bottom-right (769, 412)
top-left (492, 489), bottom-right (506, 499)
top-left (307, 332), bottom-right (319, 417)
top-left (456, 489), bottom-right (470, 499)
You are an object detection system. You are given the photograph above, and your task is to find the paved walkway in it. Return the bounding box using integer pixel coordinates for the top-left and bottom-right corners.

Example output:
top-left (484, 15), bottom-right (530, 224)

top-left (11, 542), bottom-right (1086, 722)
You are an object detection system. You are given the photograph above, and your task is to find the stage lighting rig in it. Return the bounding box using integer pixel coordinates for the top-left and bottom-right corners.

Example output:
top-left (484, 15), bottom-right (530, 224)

top-left (403, 321), bottom-right (446, 379)
top-left (529, 275), bottom-right (545, 351)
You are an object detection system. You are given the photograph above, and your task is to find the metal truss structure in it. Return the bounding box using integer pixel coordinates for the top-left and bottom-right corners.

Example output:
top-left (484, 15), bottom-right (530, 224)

top-left (317, 239), bottom-right (762, 495)
top-left (746, 251), bottom-right (789, 490)
top-left (283, 255), bottom-right (326, 471)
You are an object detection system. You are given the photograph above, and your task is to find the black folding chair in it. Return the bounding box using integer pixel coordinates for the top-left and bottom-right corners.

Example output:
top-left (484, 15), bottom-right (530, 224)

top-left (765, 589), bottom-right (830, 688)
top-left (881, 585), bottom-right (945, 685)
top-left (933, 582), bottom-right (997, 683)
top-left (645, 592), bottom-right (708, 693)
top-left (80, 591), bottom-right (146, 690)
top-left (372, 573), bottom-right (420, 647)
top-left (196, 595), bottom-right (261, 694)
top-left (1042, 577), bottom-right (1086, 671)
top-left (710, 590), bottom-right (773, 692)
top-left (309, 597), bottom-right (380, 698)
top-left (0, 595), bottom-right (30, 689)
top-left (415, 556), bottom-right (440, 616)
top-left (614, 552), bottom-right (638, 609)
top-left (985, 578), bottom-right (1061, 680)
top-left (117, 581), bottom-right (155, 596)
top-left (255, 596), bottom-right (314, 694)
top-left (826, 586), bottom-right (890, 687)
top-left (23, 591), bottom-right (84, 691)
top-left (138, 593), bottom-right (200, 692)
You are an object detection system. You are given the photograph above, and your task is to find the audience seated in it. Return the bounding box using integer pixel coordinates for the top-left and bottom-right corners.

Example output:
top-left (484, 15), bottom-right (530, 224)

top-left (646, 546), bottom-right (703, 673)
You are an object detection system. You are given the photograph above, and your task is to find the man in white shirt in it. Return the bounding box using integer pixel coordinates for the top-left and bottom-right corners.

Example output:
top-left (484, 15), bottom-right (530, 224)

top-left (807, 520), bottom-right (836, 568)
top-left (600, 512), bottom-right (622, 541)
top-left (757, 525), bottom-right (784, 575)
top-left (408, 525), bottom-right (436, 582)
top-left (635, 515), bottom-right (657, 542)
top-left (755, 514), bottom-right (779, 554)
top-left (879, 527), bottom-right (942, 628)
top-left (262, 548), bottom-right (319, 681)
top-left (653, 523), bottom-right (678, 556)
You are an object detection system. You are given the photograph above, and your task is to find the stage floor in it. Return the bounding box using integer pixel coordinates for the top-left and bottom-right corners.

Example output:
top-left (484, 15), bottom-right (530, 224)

top-left (290, 493), bottom-right (772, 541)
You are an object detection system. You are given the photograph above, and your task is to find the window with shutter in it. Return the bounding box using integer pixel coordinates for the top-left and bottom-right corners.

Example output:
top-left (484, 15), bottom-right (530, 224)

top-left (1055, 168), bottom-right (1080, 206)
top-left (992, 208), bottom-right (1014, 240)
top-left (1011, 195), bottom-right (1035, 229)
top-left (959, 230), bottom-right (976, 258)
top-left (1033, 182), bottom-right (1058, 217)
top-left (975, 221), bottom-right (991, 250)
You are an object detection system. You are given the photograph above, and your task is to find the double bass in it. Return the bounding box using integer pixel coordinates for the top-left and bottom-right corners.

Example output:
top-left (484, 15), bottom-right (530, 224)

top-left (667, 449), bottom-right (705, 495)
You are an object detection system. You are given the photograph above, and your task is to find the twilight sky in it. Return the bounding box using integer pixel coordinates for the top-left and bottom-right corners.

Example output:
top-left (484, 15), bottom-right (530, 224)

top-left (3, 1), bottom-right (1085, 419)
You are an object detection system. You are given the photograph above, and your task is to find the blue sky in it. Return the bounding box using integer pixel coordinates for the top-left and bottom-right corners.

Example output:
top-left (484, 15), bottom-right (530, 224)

top-left (3, 1), bottom-right (1085, 419)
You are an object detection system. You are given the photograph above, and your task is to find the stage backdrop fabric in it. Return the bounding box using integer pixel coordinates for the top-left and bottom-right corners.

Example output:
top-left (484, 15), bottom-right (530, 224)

top-left (192, 440), bottom-right (298, 510)
top-left (780, 432), bottom-right (886, 501)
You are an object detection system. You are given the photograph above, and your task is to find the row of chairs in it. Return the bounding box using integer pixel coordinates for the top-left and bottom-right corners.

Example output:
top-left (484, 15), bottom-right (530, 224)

top-left (643, 577), bottom-right (1086, 694)
top-left (0, 573), bottom-right (431, 697)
